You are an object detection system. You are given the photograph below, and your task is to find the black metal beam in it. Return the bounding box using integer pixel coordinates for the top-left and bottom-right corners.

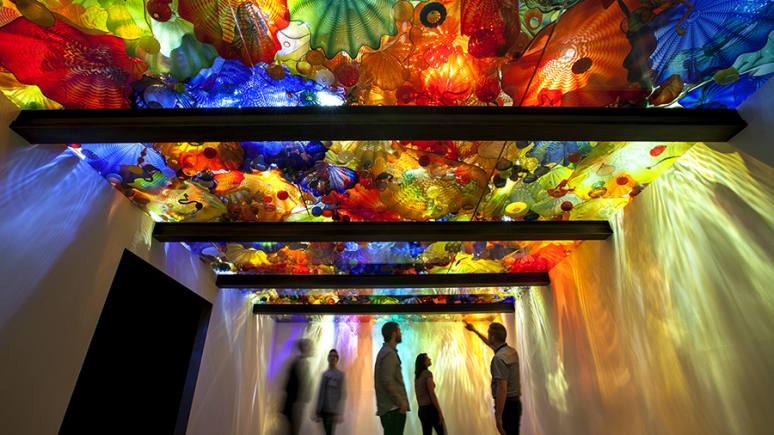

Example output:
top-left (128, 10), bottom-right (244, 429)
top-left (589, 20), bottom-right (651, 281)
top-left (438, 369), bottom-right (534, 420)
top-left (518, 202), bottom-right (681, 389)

top-left (253, 302), bottom-right (514, 315)
top-left (11, 106), bottom-right (746, 144)
top-left (153, 221), bottom-right (612, 242)
top-left (217, 273), bottom-right (549, 289)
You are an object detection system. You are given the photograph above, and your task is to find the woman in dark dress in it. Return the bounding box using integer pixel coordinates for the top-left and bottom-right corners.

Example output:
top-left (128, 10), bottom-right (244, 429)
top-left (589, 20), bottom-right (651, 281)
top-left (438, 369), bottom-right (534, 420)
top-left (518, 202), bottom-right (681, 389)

top-left (414, 353), bottom-right (444, 435)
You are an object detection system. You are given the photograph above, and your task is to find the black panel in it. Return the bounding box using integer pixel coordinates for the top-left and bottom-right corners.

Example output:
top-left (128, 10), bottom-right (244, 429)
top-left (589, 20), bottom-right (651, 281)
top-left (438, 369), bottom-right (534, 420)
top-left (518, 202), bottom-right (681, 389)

top-left (153, 221), bottom-right (613, 242)
top-left (253, 302), bottom-right (515, 315)
top-left (11, 106), bottom-right (747, 143)
top-left (58, 250), bottom-right (211, 435)
top-left (218, 273), bottom-right (549, 289)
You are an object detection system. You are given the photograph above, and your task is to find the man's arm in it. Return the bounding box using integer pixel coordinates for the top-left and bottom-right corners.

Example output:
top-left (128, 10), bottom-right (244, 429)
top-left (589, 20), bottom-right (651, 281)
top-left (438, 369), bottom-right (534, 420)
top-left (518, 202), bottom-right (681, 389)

top-left (495, 379), bottom-right (508, 435)
top-left (380, 353), bottom-right (408, 412)
top-left (464, 321), bottom-right (495, 350)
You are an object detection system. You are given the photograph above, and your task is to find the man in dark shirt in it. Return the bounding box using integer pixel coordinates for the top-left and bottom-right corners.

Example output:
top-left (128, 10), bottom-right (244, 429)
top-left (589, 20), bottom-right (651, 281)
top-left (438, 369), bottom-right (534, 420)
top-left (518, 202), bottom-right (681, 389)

top-left (282, 339), bottom-right (313, 435)
top-left (465, 321), bottom-right (522, 435)
top-left (374, 322), bottom-right (410, 435)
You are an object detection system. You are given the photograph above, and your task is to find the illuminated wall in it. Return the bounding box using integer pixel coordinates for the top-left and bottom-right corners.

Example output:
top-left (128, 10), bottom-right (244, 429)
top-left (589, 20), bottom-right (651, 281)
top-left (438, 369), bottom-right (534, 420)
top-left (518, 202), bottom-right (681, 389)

top-left (254, 315), bottom-right (516, 435)
top-left (521, 142), bottom-right (774, 435)
top-left (0, 94), bottom-right (240, 435)
top-left (187, 307), bottom-right (277, 435)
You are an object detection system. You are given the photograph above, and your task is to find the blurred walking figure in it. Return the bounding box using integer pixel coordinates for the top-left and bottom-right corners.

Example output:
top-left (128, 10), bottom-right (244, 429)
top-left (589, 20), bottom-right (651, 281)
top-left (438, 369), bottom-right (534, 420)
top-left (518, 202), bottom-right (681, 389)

top-left (374, 322), bottom-right (410, 435)
top-left (313, 349), bottom-right (346, 435)
top-left (415, 353), bottom-right (444, 435)
top-left (282, 338), bottom-right (313, 435)
top-left (464, 321), bottom-right (522, 435)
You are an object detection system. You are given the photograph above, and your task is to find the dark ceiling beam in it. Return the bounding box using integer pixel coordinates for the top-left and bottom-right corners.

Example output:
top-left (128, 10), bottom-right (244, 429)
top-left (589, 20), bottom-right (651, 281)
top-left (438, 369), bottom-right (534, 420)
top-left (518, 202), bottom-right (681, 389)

top-left (253, 302), bottom-right (515, 315)
top-left (11, 106), bottom-right (746, 144)
top-left (153, 221), bottom-right (612, 242)
top-left (217, 273), bottom-right (549, 289)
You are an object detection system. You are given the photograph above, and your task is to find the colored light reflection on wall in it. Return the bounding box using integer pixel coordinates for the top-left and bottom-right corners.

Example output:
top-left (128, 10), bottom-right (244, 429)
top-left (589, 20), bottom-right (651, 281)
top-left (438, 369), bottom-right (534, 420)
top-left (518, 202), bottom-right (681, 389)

top-left (1, 1), bottom-right (773, 110)
top-left (518, 144), bottom-right (774, 435)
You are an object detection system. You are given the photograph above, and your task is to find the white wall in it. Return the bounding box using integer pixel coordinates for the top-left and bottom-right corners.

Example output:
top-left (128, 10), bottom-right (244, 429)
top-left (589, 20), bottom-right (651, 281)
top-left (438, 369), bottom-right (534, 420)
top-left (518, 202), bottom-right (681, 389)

top-left (0, 93), bottom-right (252, 435)
top-left (186, 296), bottom-right (276, 435)
top-left (730, 75), bottom-right (774, 169)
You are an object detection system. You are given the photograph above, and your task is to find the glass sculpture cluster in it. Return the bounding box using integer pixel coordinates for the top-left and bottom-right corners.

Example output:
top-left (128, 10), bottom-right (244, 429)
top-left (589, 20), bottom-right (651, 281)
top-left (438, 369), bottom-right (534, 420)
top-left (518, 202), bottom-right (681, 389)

top-left (66, 139), bottom-right (693, 274)
top-left (252, 291), bottom-right (515, 305)
top-left (267, 312), bottom-right (504, 322)
top-left (184, 240), bottom-right (581, 274)
top-left (249, 288), bottom-right (513, 322)
top-left (0, 0), bottom-right (772, 110)
top-left (69, 139), bottom-right (694, 226)
top-left (250, 288), bottom-right (521, 321)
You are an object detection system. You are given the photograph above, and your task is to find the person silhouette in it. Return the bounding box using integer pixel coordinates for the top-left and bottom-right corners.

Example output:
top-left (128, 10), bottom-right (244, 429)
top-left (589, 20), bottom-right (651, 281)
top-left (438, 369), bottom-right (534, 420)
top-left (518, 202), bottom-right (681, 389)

top-left (414, 353), bottom-right (444, 435)
top-left (465, 321), bottom-right (522, 435)
top-left (282, 338), bottom-right (313, 435)
top-left (313, 349), bottom-right (346, 435)
top-left (374, 322), bottom-right (409, 435)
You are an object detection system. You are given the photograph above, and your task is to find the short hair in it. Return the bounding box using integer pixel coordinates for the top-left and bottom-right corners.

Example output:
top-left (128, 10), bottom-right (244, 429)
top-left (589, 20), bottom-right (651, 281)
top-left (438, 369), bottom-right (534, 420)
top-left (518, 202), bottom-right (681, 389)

top-left (488, 323), bottom-right (507, 343)
top-left (382, 322), bottom-right (399, 342)
top-left (298, 338), bottom-right (312, 353)
top-left (329, 349), bottom-right (339, 358)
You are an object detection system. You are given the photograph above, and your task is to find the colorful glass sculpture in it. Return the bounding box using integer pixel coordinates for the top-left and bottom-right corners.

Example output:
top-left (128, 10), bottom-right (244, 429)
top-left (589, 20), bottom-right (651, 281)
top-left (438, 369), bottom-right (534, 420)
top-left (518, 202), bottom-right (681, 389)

top-left (288, 0), bottom-right (398, 58)
top-left (70, 139), bottom-right (695, 226)
top-left (0, 0), bottom-right (771, 109)
top-left (0, 17), bottom-right (147, 109)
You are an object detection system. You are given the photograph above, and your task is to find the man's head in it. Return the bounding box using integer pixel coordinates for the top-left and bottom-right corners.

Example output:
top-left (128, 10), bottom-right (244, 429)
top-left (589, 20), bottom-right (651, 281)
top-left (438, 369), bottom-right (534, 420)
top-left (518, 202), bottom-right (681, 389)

top-left (328, 349), bottom-right (339, 366)
top-left (487, 322), bottom-right (507, 346)
top-left (382, 321), bottom-right (402, 345)
top-left (298, 338), bottom-right (313, 357)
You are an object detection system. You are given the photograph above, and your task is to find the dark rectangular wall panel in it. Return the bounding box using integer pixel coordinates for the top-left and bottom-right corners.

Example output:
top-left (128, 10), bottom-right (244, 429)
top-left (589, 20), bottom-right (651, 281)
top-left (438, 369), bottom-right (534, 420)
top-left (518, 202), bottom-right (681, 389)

top-left (217, 273), bottom-right (549, 289)
top-left (11, 106), bottom-right (747, 144)
top-left (253, 302), bottom-right (515, 315)
top-left (153, 221), bottom-right (613, 242)
top-left (58, 250), bottom-right (211, 435)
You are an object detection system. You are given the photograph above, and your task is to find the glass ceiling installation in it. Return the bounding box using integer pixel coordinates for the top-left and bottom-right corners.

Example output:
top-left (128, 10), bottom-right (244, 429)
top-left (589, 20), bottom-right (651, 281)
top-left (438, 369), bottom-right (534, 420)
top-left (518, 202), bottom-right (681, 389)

top-left (3, 0), bottom-right (771, 313)
top-left (0, 0), bottom-right (771, 110)
top-left (69, 140), bottom-right (692, 224)
top-left (183, 240), bottom-right (582, 275)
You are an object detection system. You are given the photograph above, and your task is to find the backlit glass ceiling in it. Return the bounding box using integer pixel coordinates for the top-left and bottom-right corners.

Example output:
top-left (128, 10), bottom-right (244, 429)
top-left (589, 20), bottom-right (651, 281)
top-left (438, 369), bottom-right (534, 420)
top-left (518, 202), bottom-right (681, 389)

top-left (3, 1), bottom-right (771, 300)
top-left (70, 140), bottom-right (693, 224)
top-left (185, 240), bottom-right (582, 274)
top-left (0, 0), bottom-right (772, 110)
top-left (68, 139), bottom-right (692, 278)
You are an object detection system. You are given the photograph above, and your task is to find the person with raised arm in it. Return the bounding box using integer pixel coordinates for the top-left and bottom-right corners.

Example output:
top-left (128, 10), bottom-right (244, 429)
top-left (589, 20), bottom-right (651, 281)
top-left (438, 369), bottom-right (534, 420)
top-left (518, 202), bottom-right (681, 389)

top-left (464, 321), bottom-right (522, 435)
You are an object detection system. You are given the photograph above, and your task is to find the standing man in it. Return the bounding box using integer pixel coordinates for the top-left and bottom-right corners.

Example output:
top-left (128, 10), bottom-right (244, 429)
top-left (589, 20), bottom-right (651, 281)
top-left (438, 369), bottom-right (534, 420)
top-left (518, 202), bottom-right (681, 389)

top-left (374, 322), bottom-right (410, 435)
top-left (282, 339), bottom-right (313, 435)
top-left (314, 349), bottom-right (346, 435)
top-left (465, 321), bottom-right (522, 435)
